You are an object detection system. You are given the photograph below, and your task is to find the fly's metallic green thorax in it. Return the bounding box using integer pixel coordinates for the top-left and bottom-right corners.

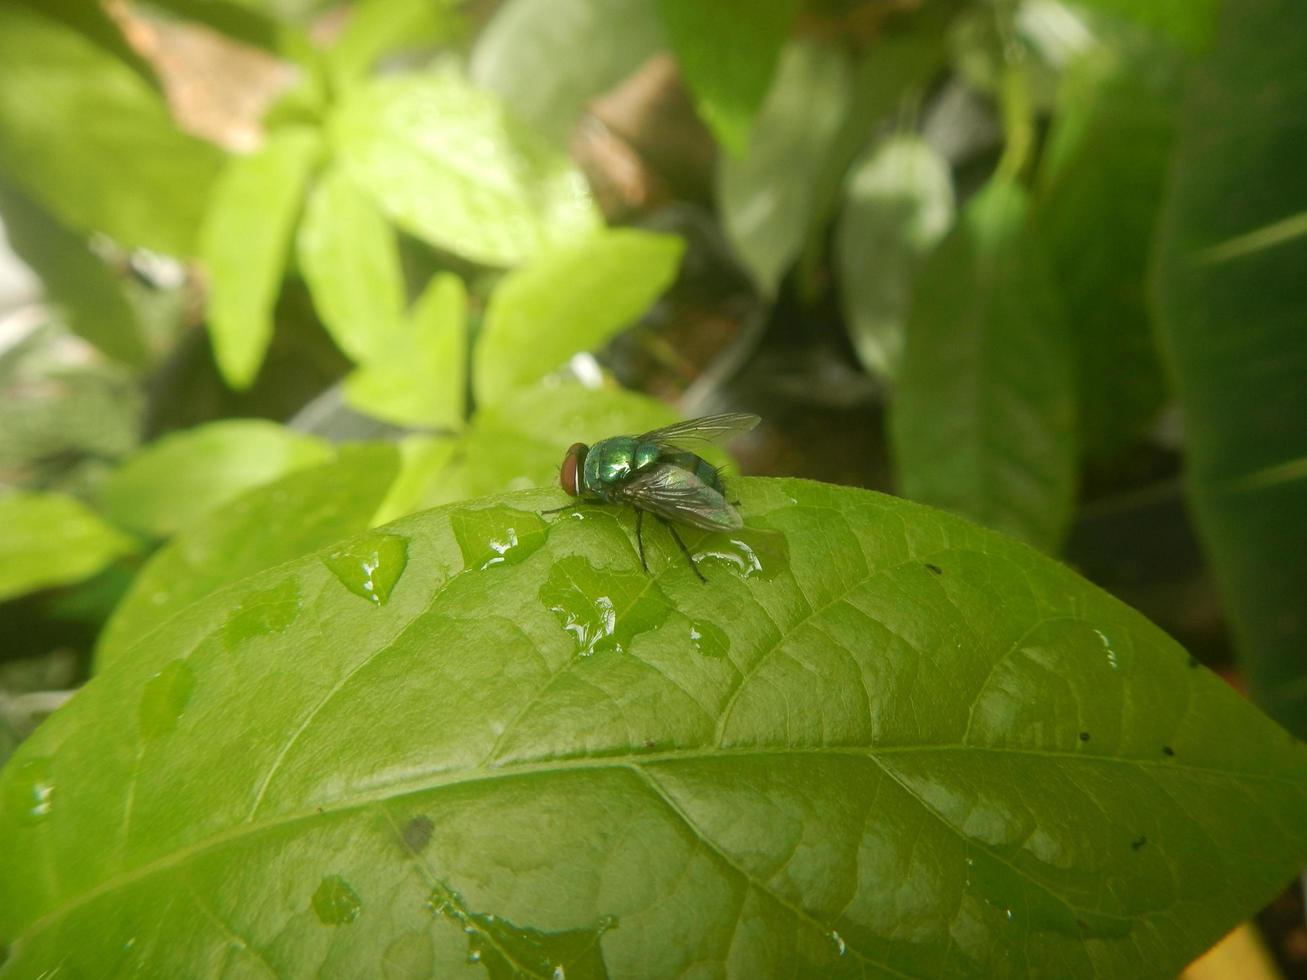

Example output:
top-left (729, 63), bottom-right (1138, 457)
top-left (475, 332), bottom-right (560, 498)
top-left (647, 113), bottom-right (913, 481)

top-left (580, 436), bottom-right (662, 499)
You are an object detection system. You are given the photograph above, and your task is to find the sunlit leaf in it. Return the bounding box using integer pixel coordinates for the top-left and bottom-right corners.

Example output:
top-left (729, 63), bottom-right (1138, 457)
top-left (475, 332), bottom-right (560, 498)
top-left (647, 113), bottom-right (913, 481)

top-left (297, 165), bottom-right (406, 365)
top-left (95, 444), bottom-right (399, 667)
top-left (4, 480), bottom-right (1305, 977)
top-left (718, 39), bottom-right (852, 295)
top-left (836, 134), bottom-right (954, 380)
top-left (0, 492), bottom-right (135, 602)
top-left (200, 128), bottom-right (322, 390)
top-left (891, 180), bottom-right (1076, 551)
top-left (471, 0), bottom-right (663, 144)
top-left (655, 0), bottom-right (801, 154)
top-left (98, 420), bottom-right (332, 539)
top-left (473, 229), bottom-right (684, 406)
top-left (1154, 0), bottom-right (1307, 737)
top-left (0, 4), bottom-right (224, 256)
top-left (344, 273), bottom-right (468, 429)
top-left (331, 67), bottom-right (600, 267)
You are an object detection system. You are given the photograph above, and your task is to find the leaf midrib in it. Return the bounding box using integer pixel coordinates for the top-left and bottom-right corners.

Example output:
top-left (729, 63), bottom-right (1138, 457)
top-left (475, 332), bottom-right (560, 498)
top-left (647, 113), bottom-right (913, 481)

top-left (12, 741), bottom-right (1287, 953)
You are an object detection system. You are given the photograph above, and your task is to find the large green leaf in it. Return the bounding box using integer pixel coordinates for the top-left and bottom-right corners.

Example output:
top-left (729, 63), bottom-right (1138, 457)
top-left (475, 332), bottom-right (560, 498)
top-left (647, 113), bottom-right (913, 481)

top-left (344, 274), bottom-right (468, 430)
top-left (470, 0), bottom-right (664, 145)
top-left (836, 134), bottom-right (955, 380)
top-left (655, 0), bottom-right (800, 155)
top-left (331, 67), bottom-right (600, 267)
top-left (0, 4), bottom-right (224, 256)
top-left (297, 165), bottom-right (406, 365)
top-left (718, 39), bottom-right (853, 295)
top-left (0, 493), bottom-right (136, 602)
top-left (890, 181), bottom-right (1076, 552)
top-left (1154, 0), bottom-right (1307, 737)
top-left (473, 229), bottom-right (685, 406)
top-left (98, 420), bottom-right (333, 539)
top-left (1033, 50), bottom-right (1177, 460)
top-left (95, 444), bottom-right (399, 667)
top-left (200, 128), bottom-right (323, 390)
top-left (0, 179), bottom-right (148, 369)
top-left (3, 479), bottom-right (1305, 977)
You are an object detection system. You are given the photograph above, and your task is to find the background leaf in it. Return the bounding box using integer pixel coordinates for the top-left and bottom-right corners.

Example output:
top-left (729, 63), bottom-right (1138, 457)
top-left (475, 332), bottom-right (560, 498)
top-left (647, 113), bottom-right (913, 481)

top-left (1154, 0), bottom-right (1307, 737)
top-left (97, 420), bottom-right (332, 539)
top-left (200, 128), bottom-right (323, 390)
top-left (0, 493), bottom-right (135, 602)
top-left (0, 4), bottom-right (224, 256)
top-left (343, 273), bottom-right (468, 429)
top-left (95, 444), bottom-right (399, 667)
top-left (718, 39), bottom-right (853, 295)
top-left (472, 229), bottom-right (685, 406)
top-left (0, 179), bottom-right (148, 369)
top-left (1069, 0), bottom-right (1218, 51)
top-left (470, 0), bottom-right (664, 144)
top-left (1033, 49), bottom-right (1176, 460)
top-left (655, 0), bottom-right (801, 154)
top-left (836, 134), bottom-right (955, 380)
top-left (297, 165), bottom-right (406, 365)
top-left (331, 68), bottom-right (600, 267)
top-left (891, 180), bottom-right (1076, 551)
top-left (3, 480), bottom-right (1305, 977)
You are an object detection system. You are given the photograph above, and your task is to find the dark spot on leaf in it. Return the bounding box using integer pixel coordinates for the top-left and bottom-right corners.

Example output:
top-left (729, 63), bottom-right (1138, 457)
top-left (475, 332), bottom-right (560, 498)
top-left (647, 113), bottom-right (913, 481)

top-left (1078, 731), bottom-right (1090, 742)
top-left (401, 815), bottom-right (434, 854)
top-left (1162, 745), bottom-right (1175, 757)
top-left (643, 739), bottom-right (656, 749)
top-left (1187, 655), bottom-right (1199, 668)
top-left (1131, 836), bottom-right (1148, 851)
top-left (924, 563), bottom-right (943, 576)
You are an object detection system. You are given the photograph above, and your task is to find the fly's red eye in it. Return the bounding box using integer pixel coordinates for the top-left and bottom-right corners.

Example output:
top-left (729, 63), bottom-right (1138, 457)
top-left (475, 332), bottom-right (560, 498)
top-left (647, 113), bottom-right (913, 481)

top-left (560, 443), bottom-right (587, 496)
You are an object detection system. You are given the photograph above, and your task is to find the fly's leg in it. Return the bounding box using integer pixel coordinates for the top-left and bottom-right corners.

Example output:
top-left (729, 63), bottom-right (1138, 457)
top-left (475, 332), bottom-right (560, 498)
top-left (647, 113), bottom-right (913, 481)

top-left (540, 501), bottom-right (597, 518)
top-left (658, 516), bottom-right (707, 584)
top-left (635, 508), bottom-right (648, 573)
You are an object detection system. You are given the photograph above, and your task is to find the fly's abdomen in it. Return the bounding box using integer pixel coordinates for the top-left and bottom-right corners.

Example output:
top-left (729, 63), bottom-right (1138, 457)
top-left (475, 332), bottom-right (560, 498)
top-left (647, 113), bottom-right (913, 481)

top-left (662, 451), bottom-right (725, 494)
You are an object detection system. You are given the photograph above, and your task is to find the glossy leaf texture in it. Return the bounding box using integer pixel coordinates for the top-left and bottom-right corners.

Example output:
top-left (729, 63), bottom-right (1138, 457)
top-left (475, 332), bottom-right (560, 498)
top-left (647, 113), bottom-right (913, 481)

top-left (836, 134), bottom-right (955, 380)
top-left (470, 0), bottom-right (664, 145)
top-left (95, 444), bottom-right (399, 668)
top-left (655, 0), bottom-right (801, 155)
top-left (891, 180), bottom-right (1076, 552)
top-left (1033, 49), bottom-right (1176, 460)
top-left (0, 178), bottom-right (148, 369)
top-left (3, 479), bottom-right (1306, 978)
top-left (330, 67), bottom-right (600, 267)
top-left (1154, 0), bottom-right (1307, 737)
top-left (343, 273), bottom-right (468, 430)
top-left (0, 4), bottom-right (223, 256)
top-left (0, 492), bottom-right (136, 602)
top-left (718, 39), bottom-right (853, 295)
top-left (200, 128), bottom-right (323, 390)
top-left (97, 420), bottom-right (332, 539)
top-left (297, 165), bottom-right (406, 365)
top-left (473, 229), bottom-right (685, 407)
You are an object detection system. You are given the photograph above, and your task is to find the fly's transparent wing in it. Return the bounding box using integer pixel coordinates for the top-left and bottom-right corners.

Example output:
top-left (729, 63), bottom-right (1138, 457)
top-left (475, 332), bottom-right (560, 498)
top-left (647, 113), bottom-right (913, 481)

top-left (637, 413), bottom-right (760, 452)
top-left (618, 463), bottom-right (743, 531)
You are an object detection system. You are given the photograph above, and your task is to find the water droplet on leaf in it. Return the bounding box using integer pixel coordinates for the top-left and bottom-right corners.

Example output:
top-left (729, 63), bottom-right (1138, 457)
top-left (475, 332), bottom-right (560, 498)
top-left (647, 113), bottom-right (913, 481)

top-left (222, 577), bottom-right (301, 648)
top-left (539, 556), bottom-right (668, 656)
top-left (325, 533), bottom-right (408, 605)
top-left (688, 619), bottom-right (729, 658)
top-left (138, 660), bottom-right (195, 739)
top-left (4, 756), bottom-right (55, 825)
top-left (693, 527), bottom-right (787, 581)
top-left (452, 506), bottom-right (545, 571)
top-left (312, 874), bottom-right (362, 925)
top-left (827, 930), bottom-right (847, 956)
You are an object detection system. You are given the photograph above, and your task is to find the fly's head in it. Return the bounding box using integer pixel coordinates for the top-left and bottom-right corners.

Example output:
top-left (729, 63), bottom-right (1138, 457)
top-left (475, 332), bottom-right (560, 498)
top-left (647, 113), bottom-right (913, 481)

top-left (560, 442), bottom-right (589, 497)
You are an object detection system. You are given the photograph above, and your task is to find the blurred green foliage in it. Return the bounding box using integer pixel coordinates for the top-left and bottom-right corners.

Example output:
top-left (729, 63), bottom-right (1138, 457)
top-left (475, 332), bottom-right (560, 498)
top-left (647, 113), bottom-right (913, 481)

top-left (1, 0), bottom-right (1305, 973)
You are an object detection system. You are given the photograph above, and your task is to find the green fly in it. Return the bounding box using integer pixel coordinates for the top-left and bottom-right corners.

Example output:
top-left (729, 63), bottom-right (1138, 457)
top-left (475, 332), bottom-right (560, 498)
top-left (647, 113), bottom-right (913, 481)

top-left (547, 413), bottom-right (760, 582)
